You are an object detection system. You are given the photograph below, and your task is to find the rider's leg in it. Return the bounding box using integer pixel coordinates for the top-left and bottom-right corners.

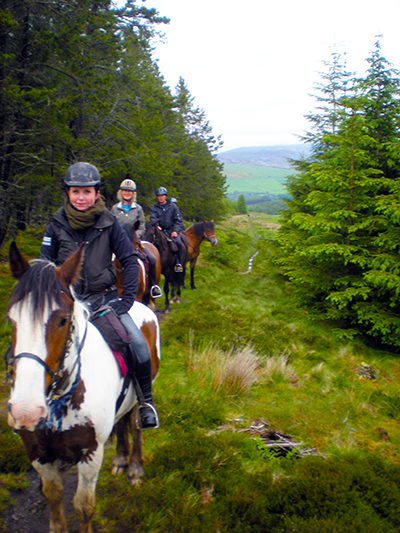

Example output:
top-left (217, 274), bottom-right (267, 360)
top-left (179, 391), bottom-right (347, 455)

top-left (118, 313), bottom-right (159, 429)
top-left (145, 249), bottom-right (162, 298)
top-left (174, 235), bottom-right (184, 272)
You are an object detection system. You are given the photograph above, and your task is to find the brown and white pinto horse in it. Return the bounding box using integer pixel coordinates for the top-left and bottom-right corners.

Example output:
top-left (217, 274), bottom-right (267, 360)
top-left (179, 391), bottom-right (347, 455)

top-left (184, 221), bottom-right (218, 290)
top-left (6, 242), bottom-right (160, 533)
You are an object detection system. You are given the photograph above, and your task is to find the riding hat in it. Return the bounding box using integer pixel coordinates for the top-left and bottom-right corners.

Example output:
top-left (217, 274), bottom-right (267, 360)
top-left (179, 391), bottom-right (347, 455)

top-left (156, 186), bottom-right (168, 196)
top-left (170, 197), bottom-right (178, 204)
top-left (120, 179), bottom-right (136, 191)
top-left (64, 162), bottom-right (100, 187)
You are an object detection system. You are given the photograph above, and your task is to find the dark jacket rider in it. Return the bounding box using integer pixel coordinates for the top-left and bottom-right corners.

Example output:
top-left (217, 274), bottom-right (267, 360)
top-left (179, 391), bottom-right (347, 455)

top-left (150, 186), bottom-right (185, 272)
top-left (41, 162), bottom-right (159, 430)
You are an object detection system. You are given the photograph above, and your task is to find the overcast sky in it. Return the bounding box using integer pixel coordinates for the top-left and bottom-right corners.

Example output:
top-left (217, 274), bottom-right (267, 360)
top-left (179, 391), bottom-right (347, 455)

top-left (119, 0), bottom-right (400, 152)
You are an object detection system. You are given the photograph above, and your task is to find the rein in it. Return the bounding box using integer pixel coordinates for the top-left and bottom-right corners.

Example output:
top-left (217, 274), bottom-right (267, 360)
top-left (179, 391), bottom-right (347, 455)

top-left (45, 316), bottom-right (88, 430)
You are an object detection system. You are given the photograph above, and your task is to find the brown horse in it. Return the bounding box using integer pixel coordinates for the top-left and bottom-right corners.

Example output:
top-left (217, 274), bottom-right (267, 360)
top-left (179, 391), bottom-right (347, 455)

top-left (115, 221), bottom-right (161, 310)
top-left (184, 221), bottom-right (218, 289)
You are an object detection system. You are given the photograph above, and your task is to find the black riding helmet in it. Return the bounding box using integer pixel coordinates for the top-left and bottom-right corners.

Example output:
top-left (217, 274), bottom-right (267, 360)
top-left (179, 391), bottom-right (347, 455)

top-left (156, 186), bottom-right (168, 196)
top-left (64, 162), bottom-right (101, 187)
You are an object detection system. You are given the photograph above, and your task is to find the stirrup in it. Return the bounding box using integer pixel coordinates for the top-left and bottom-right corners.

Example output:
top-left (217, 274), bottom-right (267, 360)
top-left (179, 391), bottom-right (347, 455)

top-left (174, 263), bottom-right (183, 272)
top-left (138, 402), bottom-right (160, 430)
top-left (150, 285), bottom-right (162, 298)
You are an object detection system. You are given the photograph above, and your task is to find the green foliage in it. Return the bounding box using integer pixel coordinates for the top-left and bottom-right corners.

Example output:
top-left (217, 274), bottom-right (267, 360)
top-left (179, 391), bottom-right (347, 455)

top-left (0, 1), bottom-right (226, 248)
top-left (277, 42), bottom-right (400, 348)
top-left (0, 421), bottom-right (30, 474)
top-left (236, 194), bottom-right (247, 214)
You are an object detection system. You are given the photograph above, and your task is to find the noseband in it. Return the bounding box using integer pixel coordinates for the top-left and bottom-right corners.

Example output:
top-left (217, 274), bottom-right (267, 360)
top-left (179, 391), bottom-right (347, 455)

top-left (8, 352), bottom-right (56, 380)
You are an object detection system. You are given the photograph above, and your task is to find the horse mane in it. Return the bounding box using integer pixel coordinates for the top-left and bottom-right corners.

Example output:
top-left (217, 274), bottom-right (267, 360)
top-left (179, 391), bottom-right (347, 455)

top-left (9, 259), bottom-right (66, 317)
top-left (192, 221), bottom-right (214, 238)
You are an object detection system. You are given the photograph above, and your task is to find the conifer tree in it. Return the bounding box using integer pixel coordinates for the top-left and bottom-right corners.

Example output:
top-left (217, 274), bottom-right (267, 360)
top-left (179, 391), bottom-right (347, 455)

top-left (237, 195), bottom-right (248, 214)
top-left (277, 43), bottom-right (400, 347)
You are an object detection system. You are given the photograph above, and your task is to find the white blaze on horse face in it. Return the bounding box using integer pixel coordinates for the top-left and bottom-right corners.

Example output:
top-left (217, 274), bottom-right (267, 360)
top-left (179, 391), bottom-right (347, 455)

top-left (7, 296), bottom-right (55, 431)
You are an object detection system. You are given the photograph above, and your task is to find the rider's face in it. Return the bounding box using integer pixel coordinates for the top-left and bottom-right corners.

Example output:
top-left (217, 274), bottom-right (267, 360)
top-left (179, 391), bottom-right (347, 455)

top-left (121, 189), bottom-right (134, 204)
top-left (67, 186), bottom-right (99, 212)
top-left (157, 194), bottom-right (167, 205)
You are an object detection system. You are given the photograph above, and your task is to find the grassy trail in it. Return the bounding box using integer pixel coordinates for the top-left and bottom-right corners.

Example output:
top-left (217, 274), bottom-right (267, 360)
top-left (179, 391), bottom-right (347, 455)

top-left (1, 215), bottom-right (400, 533)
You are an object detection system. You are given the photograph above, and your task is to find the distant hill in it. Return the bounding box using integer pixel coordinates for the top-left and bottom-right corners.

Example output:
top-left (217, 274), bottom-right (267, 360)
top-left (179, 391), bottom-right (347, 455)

top-left (217, 144), bottom-right (311, 169)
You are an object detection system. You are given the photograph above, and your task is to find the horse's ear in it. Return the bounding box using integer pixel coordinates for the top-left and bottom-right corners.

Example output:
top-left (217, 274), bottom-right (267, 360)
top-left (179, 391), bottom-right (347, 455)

top-left (9, 241), bottom-right (30, 279)
top-left (56, 243), bottom-right (85, 288)
top-left (134, 220), bottom-right (140, 231)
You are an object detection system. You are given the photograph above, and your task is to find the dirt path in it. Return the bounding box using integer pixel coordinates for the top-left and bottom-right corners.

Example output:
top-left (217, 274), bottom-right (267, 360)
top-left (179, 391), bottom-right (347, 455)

top-left (4, 468), bottom-right (88, 533)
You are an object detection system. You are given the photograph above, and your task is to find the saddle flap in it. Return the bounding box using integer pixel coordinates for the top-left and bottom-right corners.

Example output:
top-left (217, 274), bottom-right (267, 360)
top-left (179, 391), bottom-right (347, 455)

top-left (91, 305), bottom-right (131, 352)
top-left (169, 240), bottom-right (178, 252)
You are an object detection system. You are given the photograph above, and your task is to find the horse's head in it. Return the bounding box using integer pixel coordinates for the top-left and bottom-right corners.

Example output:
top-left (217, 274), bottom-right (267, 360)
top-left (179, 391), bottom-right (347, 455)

top-left (7, 242), bottom-right (84, 431)
top-left (143, 221), bottom-right (155, 243)
top-left (121, 219), bottom-right (142, 251)
top-left (203, 221), bottom-right (218, 247)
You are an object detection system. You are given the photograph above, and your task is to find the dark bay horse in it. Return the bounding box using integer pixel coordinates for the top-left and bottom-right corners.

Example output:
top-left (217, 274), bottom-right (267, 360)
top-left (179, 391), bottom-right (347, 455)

top-left (114, 221), bottom-right (162, 310)
top-left (143, 222), bottom-right (187, 313)
top-left (7, 242), bottom-right (160, 533)
top-left (184, 221), bottom-right (218, 289)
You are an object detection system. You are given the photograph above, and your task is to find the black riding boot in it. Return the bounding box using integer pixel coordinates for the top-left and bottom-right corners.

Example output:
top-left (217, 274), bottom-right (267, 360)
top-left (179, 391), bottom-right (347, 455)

top-left (146, 251), bottom-right (162, 298)
top-left (126, 346), bottom-right (159, 429)
top-left (118, 312), bottom-right (159, 430)
top-left (149, 264), bottom-right (162, 298)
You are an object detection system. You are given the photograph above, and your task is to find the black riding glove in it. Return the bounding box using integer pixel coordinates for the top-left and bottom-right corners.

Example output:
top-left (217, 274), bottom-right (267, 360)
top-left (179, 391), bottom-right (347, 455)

top-left (109, 298), bottom-right (131, 316)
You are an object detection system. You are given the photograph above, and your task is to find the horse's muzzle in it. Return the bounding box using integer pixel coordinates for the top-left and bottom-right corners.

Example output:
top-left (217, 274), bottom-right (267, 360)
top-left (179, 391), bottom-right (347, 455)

top-left (8, 400), bottom-right (48, 432)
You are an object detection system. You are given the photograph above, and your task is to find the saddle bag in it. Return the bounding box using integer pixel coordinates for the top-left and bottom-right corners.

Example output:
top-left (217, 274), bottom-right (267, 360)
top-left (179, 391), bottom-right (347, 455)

top-left (91, 305), bottom-right (132, 352)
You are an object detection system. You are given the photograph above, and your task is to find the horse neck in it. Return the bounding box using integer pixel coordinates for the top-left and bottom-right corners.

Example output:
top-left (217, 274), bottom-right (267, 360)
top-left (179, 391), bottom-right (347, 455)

top-left (186, 225), bottom-right (204, 247)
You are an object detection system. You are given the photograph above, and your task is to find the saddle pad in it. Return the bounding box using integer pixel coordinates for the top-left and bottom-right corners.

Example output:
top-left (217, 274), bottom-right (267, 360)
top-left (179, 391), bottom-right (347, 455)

top-left (112, 350), bottom-right (128, 377)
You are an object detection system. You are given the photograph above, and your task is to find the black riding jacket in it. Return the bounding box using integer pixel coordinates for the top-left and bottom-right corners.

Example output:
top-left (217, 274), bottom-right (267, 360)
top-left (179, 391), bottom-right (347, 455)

top-left (150, 200), bottom-right (185, 235)
top-left (40, 207), bottom-right (139, 313)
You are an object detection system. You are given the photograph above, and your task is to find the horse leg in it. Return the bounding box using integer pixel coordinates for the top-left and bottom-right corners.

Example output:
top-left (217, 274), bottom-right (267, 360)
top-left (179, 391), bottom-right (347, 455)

top-left (164, 278), bottom-right (171, 313)
top-left (190, 259), bottom-right (197, 290)
top-left (127, 405), bottom-right (144, 485)
top-left (174, 284), bottom-right (182, 304)
top-left (33, 460), bottom-right (67, 533)
top-left (74, 446), bottom-right (104, 533)
top-left (170, 284), bottom-right (176, 303)
top-left (112, 412), bottom-right (131, 475)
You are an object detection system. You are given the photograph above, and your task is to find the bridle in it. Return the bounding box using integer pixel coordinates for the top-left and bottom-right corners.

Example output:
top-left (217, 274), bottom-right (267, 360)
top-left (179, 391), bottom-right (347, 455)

top-left (7, 287), bottom-right (89, 424)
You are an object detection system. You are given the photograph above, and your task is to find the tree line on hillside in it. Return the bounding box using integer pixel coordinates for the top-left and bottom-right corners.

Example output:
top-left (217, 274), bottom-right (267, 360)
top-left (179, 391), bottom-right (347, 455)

top-left (276, 41), bottom-right (400, 349)
top-left (0, 0), bottom-right (227, 248)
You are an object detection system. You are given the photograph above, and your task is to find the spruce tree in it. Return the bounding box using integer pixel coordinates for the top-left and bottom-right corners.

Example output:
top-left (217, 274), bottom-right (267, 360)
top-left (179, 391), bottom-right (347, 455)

top-left (277, 43), bottom-right (400, 347)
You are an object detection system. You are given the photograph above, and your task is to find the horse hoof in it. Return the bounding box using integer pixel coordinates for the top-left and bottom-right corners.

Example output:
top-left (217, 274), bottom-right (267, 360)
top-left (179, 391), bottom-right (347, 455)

top-left (129, 477), bottom-right (143, 486)
top-left (111, 465), bottom-right (126, 476)
top-left (164, 308), bottom-right (171, 314)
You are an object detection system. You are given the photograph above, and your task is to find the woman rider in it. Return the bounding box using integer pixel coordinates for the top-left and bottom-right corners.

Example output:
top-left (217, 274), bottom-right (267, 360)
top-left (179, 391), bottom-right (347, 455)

top-left (112, 179), bottom-right (162, 299)
top-left (40, 162), bottom-right (159, 429)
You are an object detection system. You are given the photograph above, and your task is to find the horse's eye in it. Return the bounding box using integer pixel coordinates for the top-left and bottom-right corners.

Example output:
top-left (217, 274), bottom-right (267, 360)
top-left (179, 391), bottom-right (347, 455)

top-left (59, 317), bottom-right (69, 328)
